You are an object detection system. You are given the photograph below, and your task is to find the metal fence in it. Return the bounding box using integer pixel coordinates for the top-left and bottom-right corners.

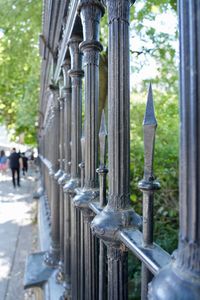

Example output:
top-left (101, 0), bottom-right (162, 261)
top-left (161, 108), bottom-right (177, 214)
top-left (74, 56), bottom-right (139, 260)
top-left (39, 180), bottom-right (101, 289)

top-left (25, 1), bottom-right (200, 299)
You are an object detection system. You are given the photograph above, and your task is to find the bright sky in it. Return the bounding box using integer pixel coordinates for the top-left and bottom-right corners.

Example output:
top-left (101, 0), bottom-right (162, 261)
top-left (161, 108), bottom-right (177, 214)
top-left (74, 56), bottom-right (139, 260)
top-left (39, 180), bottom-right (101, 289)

top-left (0, 29), bottom-right (3, 39)
top-left (130, 6), bottom-right (178, 89)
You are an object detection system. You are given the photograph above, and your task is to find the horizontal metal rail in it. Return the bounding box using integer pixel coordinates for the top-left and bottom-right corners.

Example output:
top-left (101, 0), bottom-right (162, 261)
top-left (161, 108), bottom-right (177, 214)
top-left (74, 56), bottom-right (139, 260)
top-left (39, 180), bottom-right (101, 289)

top-left (119, 229), bottom-right (171, 275)
top-left (89, 199), bottom-right (171, 275)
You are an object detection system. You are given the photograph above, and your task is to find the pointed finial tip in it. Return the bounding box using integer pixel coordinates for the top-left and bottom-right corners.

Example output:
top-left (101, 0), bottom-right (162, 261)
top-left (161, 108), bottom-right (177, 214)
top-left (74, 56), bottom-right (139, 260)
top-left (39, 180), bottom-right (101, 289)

top-left (99, 110), bottom-right (107, 166)
top-left (99, 110), bottom-right (107, 136)
top-left (143, 83), bottom-right (157, 126)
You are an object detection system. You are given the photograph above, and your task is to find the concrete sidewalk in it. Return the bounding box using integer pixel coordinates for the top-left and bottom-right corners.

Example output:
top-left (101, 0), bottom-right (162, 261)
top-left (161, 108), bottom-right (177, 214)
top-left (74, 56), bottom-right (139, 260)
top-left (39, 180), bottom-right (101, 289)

top-left (0, 168), bottom-right (38, 300)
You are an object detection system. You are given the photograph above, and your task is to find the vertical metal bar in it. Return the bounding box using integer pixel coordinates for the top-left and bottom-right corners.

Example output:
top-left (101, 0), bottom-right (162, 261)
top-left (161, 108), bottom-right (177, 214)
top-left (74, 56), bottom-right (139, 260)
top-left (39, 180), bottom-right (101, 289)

top-left (60, 57), bottom-right (72, 297)
top-left (91, 2), bottom-right (141, 300)
top-left (73, 2), bottom-right (105, 300)
top-left (68, 38), bottom-right (83, 183)
top-left (63, 34), bottom-right (83, 300)
top-left (47, 94), bottom-right (54, 219)
top-left (47, 108), bottom-right (52, 226)
top-left (141, 264), bottom-right (152, 300)
top-left (62, 57), bottom-right (72, 180)
top-left (79, 2), bottom-right (104, 190)
top-left (62, 196), bottom-right (71, 297)
top-left (79, 128), bottom-right (85, 300)
top-left (99, 242), bottom-right (107, 300)
top-left (81, 208), bottom-right (99, 300)
top-left (138, 84), bottom-right (160, 300)
top-left (55, 76), bottom-right (64, 181)
top-left (79, 126), bottom-right (85, 189)
top-left (69, 36), bottom-right (83, 300)
top-left (107, 0), bottom-right (130, 210)
top-left (149, 1), bottom-right (200, 299)
top-left (58, 109), bottom-right (65, 282)
top-left (107, 247), bottom-right (128, 300)
top-left (80, 212), bottom-right (85, 300)
top-left (55, 79), bottom-right (66, 283)
top-left (97, 111), bottom-right (108, 300)
top-left (70, 205), bottom-right (81, 300)
top-left (44, 84), bottom-right (60, 266)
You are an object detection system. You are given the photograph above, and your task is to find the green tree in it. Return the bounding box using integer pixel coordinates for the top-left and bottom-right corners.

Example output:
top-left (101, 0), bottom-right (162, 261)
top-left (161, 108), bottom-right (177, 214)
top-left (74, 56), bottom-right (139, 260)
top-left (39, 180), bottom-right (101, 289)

top-left (129, 0), bottom-right (179, 246)
top-left (0, 0), bottom-right (41, 144)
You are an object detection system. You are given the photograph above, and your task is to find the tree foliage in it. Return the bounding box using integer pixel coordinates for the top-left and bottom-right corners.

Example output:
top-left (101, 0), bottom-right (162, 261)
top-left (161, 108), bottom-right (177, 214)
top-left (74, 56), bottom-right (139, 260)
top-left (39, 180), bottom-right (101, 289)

top-left (0, 0), bottom-right (41, 144)
top-left (129, 0), bottom-right (179, 243)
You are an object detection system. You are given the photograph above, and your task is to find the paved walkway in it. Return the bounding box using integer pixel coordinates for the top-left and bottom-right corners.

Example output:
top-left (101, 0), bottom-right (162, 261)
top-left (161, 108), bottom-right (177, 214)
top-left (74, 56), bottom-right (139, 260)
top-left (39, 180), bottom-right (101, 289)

top-left (0, 168), bottom-right (38, 300)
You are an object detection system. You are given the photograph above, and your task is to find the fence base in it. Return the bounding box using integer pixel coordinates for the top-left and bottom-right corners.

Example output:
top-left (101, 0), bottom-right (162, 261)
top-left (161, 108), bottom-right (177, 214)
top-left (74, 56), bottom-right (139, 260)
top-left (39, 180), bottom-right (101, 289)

top-left (24, 252), bottom-right (55, 289)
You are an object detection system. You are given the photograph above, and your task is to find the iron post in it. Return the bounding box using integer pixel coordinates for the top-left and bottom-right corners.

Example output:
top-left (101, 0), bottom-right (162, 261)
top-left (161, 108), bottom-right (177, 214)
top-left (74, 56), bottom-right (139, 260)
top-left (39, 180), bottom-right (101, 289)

top-left (138, 84), bottom-right (160, 300)
top-left (62, 34), bottom-right (83, 300)
top-left (91, 1), bottom-right (141, 299)
top-left (73, 1), bottom-right (105, 299)
top-left (44, 84), bottom-right (61, 267)
top-left (59, 57), bottom-right (72, 296)
top-left (149, 1), bottom-right (200, 299)
top-left (97, 111), bottom-right (108, 300)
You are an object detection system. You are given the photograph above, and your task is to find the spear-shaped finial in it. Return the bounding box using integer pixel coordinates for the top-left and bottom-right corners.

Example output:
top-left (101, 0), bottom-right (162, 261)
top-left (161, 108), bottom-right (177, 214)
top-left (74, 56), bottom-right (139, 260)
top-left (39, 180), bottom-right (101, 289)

top-left (138, 84), bottom-right (160, 300)
top-left (99, 110), bottom-right (107, 168)
top-left (143, 83), bottom-right (157, 181)
top-left (143, 83), bottom-right (157, 126)
top-left (97, 110), bottom-right (108, 207)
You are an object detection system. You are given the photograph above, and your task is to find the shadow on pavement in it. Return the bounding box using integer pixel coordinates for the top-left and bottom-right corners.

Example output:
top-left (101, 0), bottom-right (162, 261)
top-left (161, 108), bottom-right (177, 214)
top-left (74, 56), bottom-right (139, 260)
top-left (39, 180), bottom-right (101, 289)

top-left (0, 167), bottom-right (38, 300)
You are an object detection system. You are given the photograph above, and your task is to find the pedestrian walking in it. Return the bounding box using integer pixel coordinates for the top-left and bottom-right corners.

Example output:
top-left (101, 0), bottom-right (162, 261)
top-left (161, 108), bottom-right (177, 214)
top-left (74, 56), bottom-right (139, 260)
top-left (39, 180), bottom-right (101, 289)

top-left (21, 152), bottom-right (28, 176)
top-left (0, 150), bottom-right (7, 174)
top-left (29, 150), bottom-right (35, 167)
top-left (9, 148), bottom-right (21, 188)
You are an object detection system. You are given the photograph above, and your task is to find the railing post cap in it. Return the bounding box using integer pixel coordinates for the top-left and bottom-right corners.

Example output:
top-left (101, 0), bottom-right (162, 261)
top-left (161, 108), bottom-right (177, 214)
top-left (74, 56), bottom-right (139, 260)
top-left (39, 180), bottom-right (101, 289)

top-left (148, 263), bottom-right (200, 300)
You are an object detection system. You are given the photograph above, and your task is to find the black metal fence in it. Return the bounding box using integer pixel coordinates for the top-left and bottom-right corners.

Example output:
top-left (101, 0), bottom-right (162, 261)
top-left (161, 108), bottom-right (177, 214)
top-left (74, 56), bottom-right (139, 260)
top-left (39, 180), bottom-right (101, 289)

top-left (25, 1), bottom-right (200, 299)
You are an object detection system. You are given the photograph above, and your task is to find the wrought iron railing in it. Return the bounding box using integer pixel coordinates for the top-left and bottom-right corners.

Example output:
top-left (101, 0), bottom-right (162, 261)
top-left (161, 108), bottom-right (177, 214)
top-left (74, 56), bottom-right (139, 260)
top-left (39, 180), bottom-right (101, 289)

top-left (24, 1), bottom-right (200, 299)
